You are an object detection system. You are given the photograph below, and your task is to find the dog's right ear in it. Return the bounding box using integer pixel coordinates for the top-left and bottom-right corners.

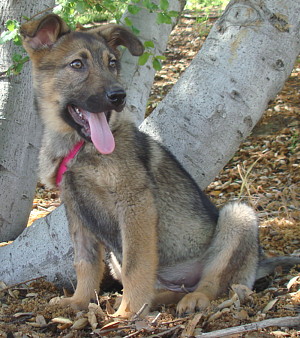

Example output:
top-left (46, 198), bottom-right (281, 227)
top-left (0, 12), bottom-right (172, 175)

top-left (21, 14), bottom-right (70, 53)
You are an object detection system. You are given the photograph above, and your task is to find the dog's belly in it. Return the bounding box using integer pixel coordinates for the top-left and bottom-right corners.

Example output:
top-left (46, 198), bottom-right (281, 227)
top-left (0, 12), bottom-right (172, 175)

top-left (157, 259), bottom-right (204, 293)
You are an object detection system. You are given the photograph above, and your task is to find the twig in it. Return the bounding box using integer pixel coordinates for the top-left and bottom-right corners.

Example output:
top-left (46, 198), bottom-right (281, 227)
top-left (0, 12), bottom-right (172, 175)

top-left (29, 5), bottom-right (57, 20)
top-left (94, 289), bottom-right (100, 306)
top-left (196, 315), bottom-right (300, 337)
top-left (147, 325), bottom-right (185, 337)
top-left (151, 312), bottom-right (162, 325)
top-left (124, 329), bottom-right (143, 338)
top-left (0, 276), bottom-right (46, 292)
top-left (131, 303), bottom-right (149, 321)
top-left (97, 325), bottom-right (132, 334)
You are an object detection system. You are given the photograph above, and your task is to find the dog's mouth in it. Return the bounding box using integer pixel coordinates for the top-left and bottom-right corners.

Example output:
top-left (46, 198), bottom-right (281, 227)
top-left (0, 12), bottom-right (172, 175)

top-left (67, 104), bottom-right (115, 154)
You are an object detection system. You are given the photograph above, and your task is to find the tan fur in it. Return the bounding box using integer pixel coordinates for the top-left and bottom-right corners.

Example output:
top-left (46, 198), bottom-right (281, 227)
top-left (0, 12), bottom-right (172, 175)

top-left (21, 14), bottom-right (300, 318)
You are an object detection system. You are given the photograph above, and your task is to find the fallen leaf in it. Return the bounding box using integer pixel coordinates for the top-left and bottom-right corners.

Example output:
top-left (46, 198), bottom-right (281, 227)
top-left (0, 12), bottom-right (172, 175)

top-left (262, 298), bottom-right (278, 313)
top-left (180, 313), bottom-right (202, 337)
top-left (71, 317), bottom-right (89, 330)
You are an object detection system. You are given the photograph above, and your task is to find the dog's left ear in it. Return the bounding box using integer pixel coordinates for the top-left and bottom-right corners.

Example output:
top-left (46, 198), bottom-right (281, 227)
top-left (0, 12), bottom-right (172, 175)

top-left (95, 24), bottom-right (144, 56)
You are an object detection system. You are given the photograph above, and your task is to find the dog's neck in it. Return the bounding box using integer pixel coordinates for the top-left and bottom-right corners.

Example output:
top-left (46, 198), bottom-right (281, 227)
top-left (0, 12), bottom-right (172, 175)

top-left (56, 140), bottom-right (85, 187)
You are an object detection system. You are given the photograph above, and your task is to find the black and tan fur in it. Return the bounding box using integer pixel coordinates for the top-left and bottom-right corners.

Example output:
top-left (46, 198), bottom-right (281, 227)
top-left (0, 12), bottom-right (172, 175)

top-left (21, 15), bottom-right (300, 318)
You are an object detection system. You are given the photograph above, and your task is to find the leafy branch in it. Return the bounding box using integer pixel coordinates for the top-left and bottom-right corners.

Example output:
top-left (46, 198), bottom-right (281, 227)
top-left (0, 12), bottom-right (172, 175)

top-left (0, 0), bottom-right (178, 77)
top-left (0, 19), bottom-right (29, 76)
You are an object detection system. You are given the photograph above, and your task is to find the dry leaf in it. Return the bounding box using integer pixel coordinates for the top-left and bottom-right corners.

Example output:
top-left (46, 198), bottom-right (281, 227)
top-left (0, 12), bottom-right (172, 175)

top-left (287, 275), bottom-right (300, 290)
top-left (52, 317), bottom-right (73, 325)
top-left (36, 314), bottom-right (47, 326)
top-left (262, 298), bottom-right (278, 313)
top-left (26, 292), bottom-right (38, 298)
top-left (99, 320), bottom-right (123, 334)
top-left (0, 281), bottom-right (8, 290)
top-left (106, 300), bottom-right (115, 314)
top-left (180, 313), bottom-right (202, 337)
top-left (235, 309), bottom-right (249, 320)
top-left (88, 311), bottom-right (98, 330)
top-left (71, 317), bottom-right (89, 330)
top-left (13, 312), bottom-right (34, 318)
top-left (88, 302), bottom-right (105, 317)
top-left (49, 296), bottom-right (63, 305)
top-left (217, 296), bottom-right (237, 310)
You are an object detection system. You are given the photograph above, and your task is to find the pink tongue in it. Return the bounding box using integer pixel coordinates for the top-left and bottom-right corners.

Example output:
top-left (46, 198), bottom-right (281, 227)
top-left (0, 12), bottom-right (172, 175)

top-left (87, 112), bottom-right (115, 154)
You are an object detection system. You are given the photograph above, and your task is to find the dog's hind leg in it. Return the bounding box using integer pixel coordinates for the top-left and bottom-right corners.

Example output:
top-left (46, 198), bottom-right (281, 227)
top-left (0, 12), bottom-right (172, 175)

top-left (59, 216), bottom-right (105, 310)
top-left (176, 203), bottom-right (259, 315)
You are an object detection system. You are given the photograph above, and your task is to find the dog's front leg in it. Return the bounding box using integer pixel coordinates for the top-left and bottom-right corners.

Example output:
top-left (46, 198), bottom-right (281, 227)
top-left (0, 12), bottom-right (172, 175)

top-left (59, 216), bottom-right (105, 310)
top-left (113, 190), bottom-right (159, 319)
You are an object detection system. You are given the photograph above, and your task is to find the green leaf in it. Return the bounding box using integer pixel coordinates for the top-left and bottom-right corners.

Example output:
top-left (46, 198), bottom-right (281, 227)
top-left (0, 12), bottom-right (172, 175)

top-left (152, 57), bottom-right (162, 71)
top-left (156, 12), bottom-right (172, 24)
top-left (13, 35), bottom-right (22, 46)
top-left (155, 55), bottom-right (166, 60)
top-left (168, 10), bottom-right (179, 17)
top-left (143, 0), bottom-right (158, 11)
top-left (128, 4), bottom-right (141, 15)
top-left (6, 19), bottom-right (19, 31)
top-left (124, 17), bottom-right (133, 26)
top-left (138, 52), bottom-right (151, 65)
top-left (160, 0), bottom-right (169, 11)
top-left (12, 53), bottom-right (22, 63)
top-left (131, 26), bottom-right (140, 35)
top-left (95, 4), bottom-right (103, 12)
top-left (76, 1), bottom-right (87, 14)
top-left (144, 40), bottom-right (154, 48)
top-left (14, 62), bottom-right (24, 75)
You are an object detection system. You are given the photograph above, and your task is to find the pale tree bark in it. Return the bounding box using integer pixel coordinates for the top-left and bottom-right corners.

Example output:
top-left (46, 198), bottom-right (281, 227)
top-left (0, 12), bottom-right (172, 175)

top-left (120, 0), bottom-right (186, 124)
top-left (0, 0), bottom-right (55, 242)
top-left (141, 0), bottom-right (300, 188)
top-left (0, 0), bottom-right (299, 286)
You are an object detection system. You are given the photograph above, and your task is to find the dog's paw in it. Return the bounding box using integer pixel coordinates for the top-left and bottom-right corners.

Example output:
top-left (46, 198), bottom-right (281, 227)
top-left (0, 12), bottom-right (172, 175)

top-left (111, 308), bottom-right (133, 319)
top-left (49, 296), bottom-right (89, 311)
top-left (112, 302), bottom-right (134, 319)
top-left (176, 292), bottom-right (210, 316)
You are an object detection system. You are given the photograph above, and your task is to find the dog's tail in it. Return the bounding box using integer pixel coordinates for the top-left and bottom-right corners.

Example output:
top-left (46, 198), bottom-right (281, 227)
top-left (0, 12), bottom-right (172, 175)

top-left (256, 256), bottom-right (300, 280)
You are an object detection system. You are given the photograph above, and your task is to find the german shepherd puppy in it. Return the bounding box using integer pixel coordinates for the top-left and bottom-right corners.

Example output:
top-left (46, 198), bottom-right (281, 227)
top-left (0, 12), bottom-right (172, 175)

top-left (21, 14), bottom-right (299, 318)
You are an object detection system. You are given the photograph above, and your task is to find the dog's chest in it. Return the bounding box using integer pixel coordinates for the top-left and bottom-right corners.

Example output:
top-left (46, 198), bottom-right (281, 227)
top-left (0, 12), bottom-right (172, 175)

top-left (63, 146), bottom-right (146, 259)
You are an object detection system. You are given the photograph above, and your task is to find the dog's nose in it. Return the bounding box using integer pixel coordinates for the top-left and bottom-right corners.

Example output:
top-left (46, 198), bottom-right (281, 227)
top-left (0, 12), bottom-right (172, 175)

top-left (106, 88), bottom-right (126, 107)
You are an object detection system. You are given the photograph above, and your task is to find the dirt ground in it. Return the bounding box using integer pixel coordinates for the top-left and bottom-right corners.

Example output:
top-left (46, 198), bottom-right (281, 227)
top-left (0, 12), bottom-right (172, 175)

top-left (0, 11), bottom-right (299, 337)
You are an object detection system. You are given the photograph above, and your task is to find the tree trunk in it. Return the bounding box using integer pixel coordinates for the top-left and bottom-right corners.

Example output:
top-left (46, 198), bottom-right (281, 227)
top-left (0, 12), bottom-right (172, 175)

top-left (120, 0), bottom-right (186, 124)
top-left (0, 0), bottom-right (299, 286)
top-left (0, 0), bottom-right (55, 242)
top-left (141, 0), bottom-right (300, 189)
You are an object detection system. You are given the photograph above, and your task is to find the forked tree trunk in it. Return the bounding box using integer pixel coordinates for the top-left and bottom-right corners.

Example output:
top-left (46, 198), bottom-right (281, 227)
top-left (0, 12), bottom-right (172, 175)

top-left (0, 0), bottom-right (299, 286)
top-left (0, 0), bottom-right (55, 242)
top-left (141, 0), bottom-right (300, 188)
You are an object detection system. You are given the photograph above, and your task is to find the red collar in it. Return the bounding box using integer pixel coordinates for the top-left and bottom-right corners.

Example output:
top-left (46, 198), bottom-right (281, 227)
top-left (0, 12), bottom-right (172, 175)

top-left (56, 140), bottom-right (84, 187)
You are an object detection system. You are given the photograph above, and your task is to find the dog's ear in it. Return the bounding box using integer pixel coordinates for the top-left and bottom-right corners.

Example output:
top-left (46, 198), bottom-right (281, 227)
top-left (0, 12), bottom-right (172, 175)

top-left (21, 14), bottom-right (70, 52)
top-left (95, 25), bottom-right (144, 56)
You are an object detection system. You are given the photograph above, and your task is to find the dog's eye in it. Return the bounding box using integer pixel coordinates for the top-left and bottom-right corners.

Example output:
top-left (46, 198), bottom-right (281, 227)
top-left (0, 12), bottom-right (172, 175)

top-left (109, 59), bottom-right (117, 68)
top-left (70, 60), bottom-right (84, 69)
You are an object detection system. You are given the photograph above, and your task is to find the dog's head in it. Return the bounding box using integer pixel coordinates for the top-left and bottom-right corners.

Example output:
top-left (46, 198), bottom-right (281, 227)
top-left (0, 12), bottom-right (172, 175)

top-left (21, 14), bottom-right (144, 154)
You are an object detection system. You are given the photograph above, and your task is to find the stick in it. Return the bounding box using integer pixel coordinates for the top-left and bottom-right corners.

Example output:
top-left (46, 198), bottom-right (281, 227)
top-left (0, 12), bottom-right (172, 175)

top-left (0, 276), bottom-right (46, 292)
top-left (131, 303), bottom-right (149, 321)
top-left (196, 315), bottom-right (300, 337)
top-left (147, 325), bottom-right (185, 337)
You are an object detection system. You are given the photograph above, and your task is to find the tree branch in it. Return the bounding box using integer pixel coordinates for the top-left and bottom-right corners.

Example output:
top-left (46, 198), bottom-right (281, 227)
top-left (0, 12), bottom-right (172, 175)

top-left (196, 315), bottom-right (300, 337)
